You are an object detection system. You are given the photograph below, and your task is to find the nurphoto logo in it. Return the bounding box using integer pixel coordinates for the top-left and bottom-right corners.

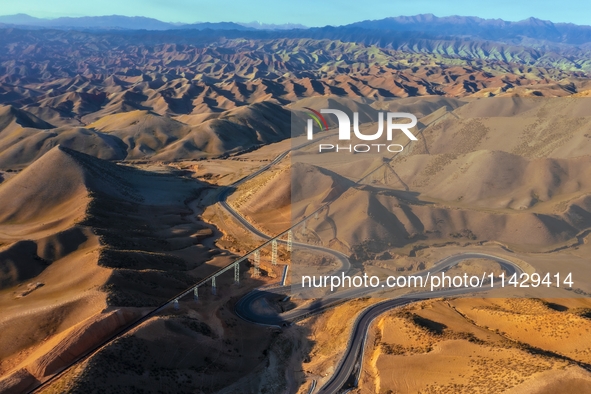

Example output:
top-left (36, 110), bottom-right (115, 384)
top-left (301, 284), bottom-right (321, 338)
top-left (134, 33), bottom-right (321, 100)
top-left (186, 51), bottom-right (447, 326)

top-left (305, 107), bottom-right (418, 153)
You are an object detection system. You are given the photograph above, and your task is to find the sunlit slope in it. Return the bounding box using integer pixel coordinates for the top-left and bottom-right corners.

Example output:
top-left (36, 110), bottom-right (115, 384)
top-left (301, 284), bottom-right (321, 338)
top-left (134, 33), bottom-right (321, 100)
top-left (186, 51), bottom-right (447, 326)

top-left (232, 98), bottom-right (591, 253)
top-left (0, 102), bottom-right (291, 168)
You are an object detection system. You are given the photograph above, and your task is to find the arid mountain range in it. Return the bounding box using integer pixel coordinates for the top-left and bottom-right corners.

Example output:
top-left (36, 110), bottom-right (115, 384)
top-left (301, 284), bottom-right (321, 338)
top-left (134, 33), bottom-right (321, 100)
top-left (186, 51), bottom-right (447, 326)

top-left (0, 14), bottom-right (304, 31)
top-left (0, 25), bottom-right (590, 171)
top-left (0, 18), bottom-right (591, 394)
top-left (2, 13), bottom-right (591, 46)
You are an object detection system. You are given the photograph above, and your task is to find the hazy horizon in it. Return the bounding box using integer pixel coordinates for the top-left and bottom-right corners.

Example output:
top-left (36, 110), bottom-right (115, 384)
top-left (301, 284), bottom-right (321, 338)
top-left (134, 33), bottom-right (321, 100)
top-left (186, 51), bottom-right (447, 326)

top-left (1, 0), bottom-right (589, 27)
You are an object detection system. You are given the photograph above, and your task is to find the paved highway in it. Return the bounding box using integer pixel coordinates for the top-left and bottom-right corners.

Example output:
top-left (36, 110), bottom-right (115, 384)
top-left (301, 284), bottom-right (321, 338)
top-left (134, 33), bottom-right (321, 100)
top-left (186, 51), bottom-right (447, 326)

top-left (28, 145), bottom-right (312, 393)
top-left (29, 141), bottom-right (527, 394)
top-left (316, 254), bottom-right (522, 393)
top-left (234, 253), bottom-right (521, 327)
top-left (221, 151), bottom-right (526, 393)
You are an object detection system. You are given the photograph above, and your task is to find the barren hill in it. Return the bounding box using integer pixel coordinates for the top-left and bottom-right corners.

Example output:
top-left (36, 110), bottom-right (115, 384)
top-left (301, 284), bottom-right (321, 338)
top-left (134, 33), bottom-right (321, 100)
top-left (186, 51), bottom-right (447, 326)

top-left (0, 101), bottom-right (291, 168)
top-left (233, 97), bottom-right (591, 254)
top-left (0, 146), bottom-right (220, 391)
top-left (0, 21), bottom-right (591, 394)
top-left (0, 28), bottom-right (588, 171)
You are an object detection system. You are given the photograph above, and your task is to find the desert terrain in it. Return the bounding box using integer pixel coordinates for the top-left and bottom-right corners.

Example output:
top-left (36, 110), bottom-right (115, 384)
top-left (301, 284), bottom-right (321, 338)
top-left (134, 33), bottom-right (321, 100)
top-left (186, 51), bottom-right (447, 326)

top-left (0, 15), bottom-right (590, 394)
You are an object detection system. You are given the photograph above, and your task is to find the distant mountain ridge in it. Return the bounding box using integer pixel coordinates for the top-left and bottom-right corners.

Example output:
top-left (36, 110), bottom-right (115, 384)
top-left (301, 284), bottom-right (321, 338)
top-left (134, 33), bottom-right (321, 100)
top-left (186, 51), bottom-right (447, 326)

top-left (0, 14), bottom-right (275, 31)
top-left (2, 13), bottom-right (591, 45)
top-left (348, 14), bottom-right (591, 45)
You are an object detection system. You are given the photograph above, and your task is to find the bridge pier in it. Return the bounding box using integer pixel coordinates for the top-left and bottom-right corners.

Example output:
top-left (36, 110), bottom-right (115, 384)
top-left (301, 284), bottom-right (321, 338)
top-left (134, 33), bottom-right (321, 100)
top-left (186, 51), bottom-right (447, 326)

top-left (253, 250), bottom-right (260, 277)
top-left (211, 276), bottom-right (217, 295)
top-left (193, 286), bottom-right (198, 301)
top-left (173, 299), bottom-right (179, 310)
top-left (272, 239), bottom-right (278, 265)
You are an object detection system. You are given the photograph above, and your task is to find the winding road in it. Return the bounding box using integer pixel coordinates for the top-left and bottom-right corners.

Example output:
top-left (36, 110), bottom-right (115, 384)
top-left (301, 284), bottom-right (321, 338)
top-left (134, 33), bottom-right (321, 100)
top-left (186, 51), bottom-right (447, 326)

top-left (28, 141), bottom-right (526, 394)
top-left (219, 150), bottom-right (525, 393)
top-left (316, 256), bottom-right (522, 393)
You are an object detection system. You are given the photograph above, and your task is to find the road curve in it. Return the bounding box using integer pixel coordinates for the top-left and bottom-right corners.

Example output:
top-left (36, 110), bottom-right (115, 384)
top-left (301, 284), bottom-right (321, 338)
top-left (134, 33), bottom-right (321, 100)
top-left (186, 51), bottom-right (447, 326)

top-left (25, 140), bottom-right (526, 394)
top-left (235, 253), bottom-right (521, 327)
top-left (28, 147), bottom-right (308, 393)
top-left (317, 254), bottom-right (522, 393)
top-left (220, 153), bottom-right (526, 392)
